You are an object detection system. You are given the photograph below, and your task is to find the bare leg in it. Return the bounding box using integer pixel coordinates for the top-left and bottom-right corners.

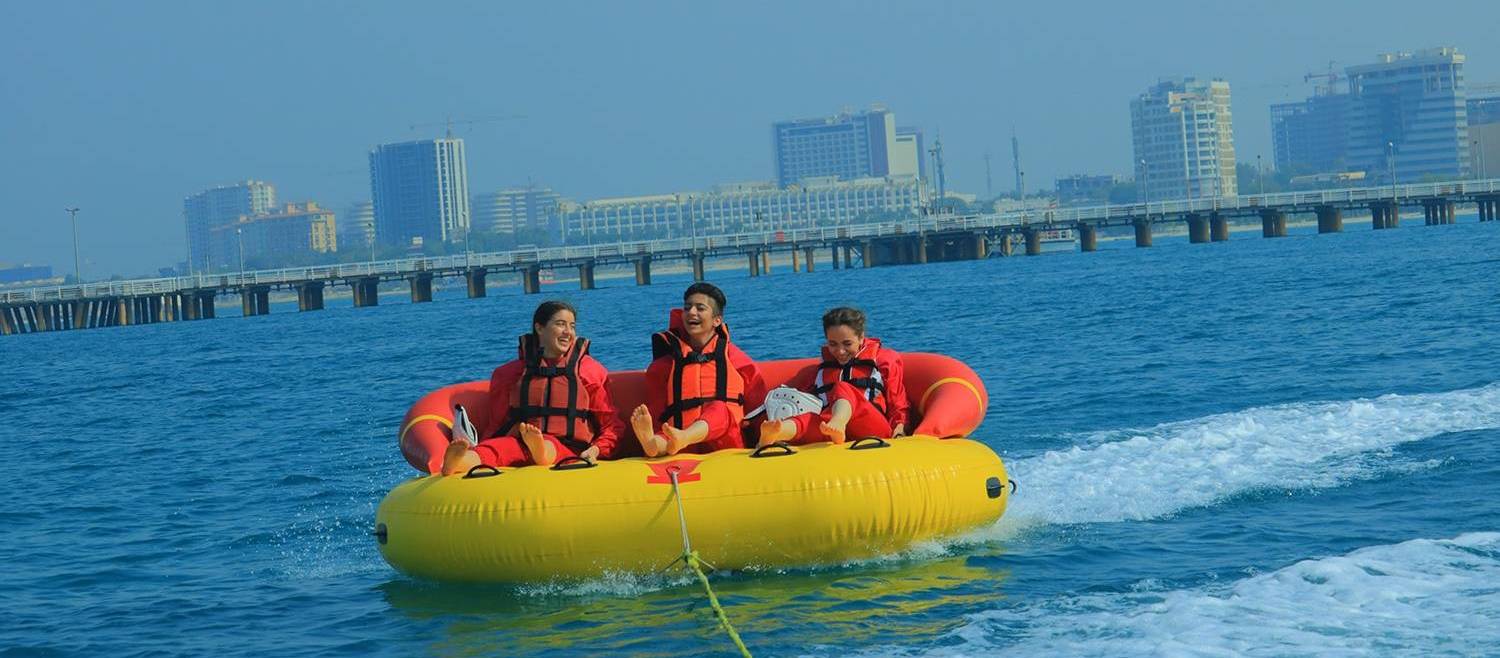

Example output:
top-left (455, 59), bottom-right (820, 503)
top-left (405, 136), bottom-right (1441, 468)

top-left (662, 419), bottom-right (710, 455)
top-left (441, 440), bottom-right (482, 476)
top-left (758, 419), bottom-right (797, 447)
top-left (820, 399), bottom-right (853, 445)
top-left (632, 404), bottom-right (667, 458)
top-left (518, 423), bottom-right (557, 466)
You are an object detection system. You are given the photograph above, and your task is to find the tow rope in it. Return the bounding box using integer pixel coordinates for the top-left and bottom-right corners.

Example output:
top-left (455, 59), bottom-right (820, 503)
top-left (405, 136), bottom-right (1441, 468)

top-left (665, 467), bottom-right (753, 658)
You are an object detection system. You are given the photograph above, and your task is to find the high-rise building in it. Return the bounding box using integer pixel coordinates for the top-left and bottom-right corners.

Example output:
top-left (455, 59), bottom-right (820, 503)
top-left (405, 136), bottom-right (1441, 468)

top-left (1271, 93), bottom-right (1352, 174)
top-left (339, 201), bottom-right (375, 257)
top-left (368, 138), bottom-right (470, 248)
top-left (773, 107), bottom-right (920, 188)
top-left (1345, 48), bottom-right (1469, 183)
top-left (563, 177), bottom-right (926, 243)
top-left (207, 202), bottom-right (336, 270)
top-left (471, 186), bottom-right (565, 239)
top-left (1131, 78), bottom-right (1237, 201)
top-left (1467, 96), bottom-right (1500, 178)
top-left (894, 127), bottom-right (925, 179)
top-left (183, 180), bottom-right (276, 273)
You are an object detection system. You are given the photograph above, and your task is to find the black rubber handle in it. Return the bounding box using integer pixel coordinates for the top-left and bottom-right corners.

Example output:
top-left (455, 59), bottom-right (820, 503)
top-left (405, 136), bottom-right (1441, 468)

top-left (463, 465), bottom-right (502, 479)
top-left (749, 441), bottom-right (796, 458)
top-left (848, 437), bottom-right (890, 450)
top-left (550, 456), bottom-right (597, 471)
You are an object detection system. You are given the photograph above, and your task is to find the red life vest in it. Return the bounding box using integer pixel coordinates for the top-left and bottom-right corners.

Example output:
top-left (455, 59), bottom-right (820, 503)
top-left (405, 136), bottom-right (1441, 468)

top-left (813, 340), bottom-right (888, 417)
top-left (500, 334), bottom-right (594, 453)
top-left (651, 324), bottom-right (746, 429)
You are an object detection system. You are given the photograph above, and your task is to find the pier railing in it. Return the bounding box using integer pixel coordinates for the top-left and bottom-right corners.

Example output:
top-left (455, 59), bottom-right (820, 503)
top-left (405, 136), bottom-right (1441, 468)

top-left (5, 177), bottom-right (1500, 307)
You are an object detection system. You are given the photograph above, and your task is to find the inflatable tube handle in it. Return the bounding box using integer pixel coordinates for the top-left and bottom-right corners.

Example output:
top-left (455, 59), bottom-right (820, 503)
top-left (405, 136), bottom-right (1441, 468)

top-left (463, 465), bottom-right (503, 479)
top-left (749, 441), bottom-right (797, 458)
top-left (847, 437), bottom-right (891, 450)
top-left (550, 456), bottom-right (598, 471)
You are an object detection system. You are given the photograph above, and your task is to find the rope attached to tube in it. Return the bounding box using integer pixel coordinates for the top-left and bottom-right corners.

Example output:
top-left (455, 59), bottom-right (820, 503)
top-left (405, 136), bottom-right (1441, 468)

top-left (666, 467), bottom-right (753, 658)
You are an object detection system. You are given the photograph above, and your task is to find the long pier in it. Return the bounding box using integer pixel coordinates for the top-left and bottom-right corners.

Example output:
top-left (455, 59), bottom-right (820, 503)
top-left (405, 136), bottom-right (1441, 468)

top-left (4, 178), bottom-right (1499, 336)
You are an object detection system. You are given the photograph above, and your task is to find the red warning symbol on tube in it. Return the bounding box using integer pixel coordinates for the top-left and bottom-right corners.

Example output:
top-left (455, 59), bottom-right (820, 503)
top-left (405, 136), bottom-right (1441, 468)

top-left (646, 460), bottom-right (703, 485)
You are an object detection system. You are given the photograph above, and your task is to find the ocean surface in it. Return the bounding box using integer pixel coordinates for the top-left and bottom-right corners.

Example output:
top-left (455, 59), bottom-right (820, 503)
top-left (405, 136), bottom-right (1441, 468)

top-left (4, 217), bottom-right (1499, 657)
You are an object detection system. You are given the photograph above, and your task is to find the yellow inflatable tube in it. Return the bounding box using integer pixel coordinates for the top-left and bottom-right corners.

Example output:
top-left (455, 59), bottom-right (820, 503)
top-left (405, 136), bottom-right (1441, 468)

top-left (376, 436), bottom-right (1009, 583)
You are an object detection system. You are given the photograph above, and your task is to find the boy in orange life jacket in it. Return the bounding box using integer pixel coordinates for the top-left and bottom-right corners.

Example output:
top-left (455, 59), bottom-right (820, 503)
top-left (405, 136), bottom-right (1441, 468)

top-left (631, 283), bottom-right (768, 457)
top-left (758, 306), bottom-right (908, 446)
top-left (441, 300), bottom-right (625, 475)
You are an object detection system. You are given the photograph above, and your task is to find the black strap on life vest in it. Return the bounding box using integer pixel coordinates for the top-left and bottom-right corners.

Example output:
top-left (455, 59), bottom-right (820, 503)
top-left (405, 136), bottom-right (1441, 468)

top-left (653, 327), bottom-right (745, 427)
top-left (812, 357), bottom-right (888, 416)
top-left (499, 334), bottom-right (592, 453)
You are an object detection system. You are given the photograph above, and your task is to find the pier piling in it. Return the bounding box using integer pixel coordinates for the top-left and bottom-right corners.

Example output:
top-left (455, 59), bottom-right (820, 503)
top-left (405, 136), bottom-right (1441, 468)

top-left (1134, 218), bottom-right (1153, 247)
top-left (1316, 206), bottom-right (1343, 234)
top-left (1187, 214), bottom-right (1210, 243)
top-left (465, 268), bottom-right (487, 298)
top-left (410, 274), bottom-right (432, 303)
top-left (634, 257), bottom-right (652, 286)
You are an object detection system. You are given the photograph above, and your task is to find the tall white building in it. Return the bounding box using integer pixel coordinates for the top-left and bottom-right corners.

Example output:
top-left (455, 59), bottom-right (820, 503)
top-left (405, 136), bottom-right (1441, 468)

top-left (339, 200), bottom-right (375, 255)
top-left (183, 180), bottom-right (276, 273)
top-left (772, 106), bottom-right (922, 188)
top-left (368, 138), bottom-right (470, 248)
top-left (1131, 78), bottom-right (1237, 201)
top-left (472, 186), bottom-right (565, 238)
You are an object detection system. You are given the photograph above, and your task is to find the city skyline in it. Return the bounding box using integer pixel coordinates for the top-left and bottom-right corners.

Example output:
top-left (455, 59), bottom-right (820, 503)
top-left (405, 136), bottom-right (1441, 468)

top-left (5, 1), bottom-right (1500, 276)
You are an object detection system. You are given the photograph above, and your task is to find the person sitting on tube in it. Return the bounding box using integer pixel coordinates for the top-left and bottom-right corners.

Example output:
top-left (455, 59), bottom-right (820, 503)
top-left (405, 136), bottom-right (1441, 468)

top-left (631, 282), bottom-right (767, 457)
top-left (758, 306), bottom-right (908, 446)
top-left (442, 300), bottom-right (624, 474)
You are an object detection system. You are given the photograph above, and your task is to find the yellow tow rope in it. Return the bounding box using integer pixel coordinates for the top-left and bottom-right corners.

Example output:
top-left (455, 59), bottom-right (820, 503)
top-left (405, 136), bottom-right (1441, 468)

top-left (666, 468), bottom-right (753, 658)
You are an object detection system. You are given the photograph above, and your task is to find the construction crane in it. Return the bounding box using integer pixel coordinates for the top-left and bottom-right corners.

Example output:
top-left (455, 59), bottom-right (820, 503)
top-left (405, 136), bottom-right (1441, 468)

top-left (1304, 61), bottom-right (1342, 96)
top-left (409, 114), bottom-right (527, 138)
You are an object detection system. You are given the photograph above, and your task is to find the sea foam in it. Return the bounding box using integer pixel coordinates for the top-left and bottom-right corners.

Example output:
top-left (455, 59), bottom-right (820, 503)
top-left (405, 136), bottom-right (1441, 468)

top-left (928, 532), bottom-right (1500, 657)
top-left (1002, 383), bottom-right (1500, 526)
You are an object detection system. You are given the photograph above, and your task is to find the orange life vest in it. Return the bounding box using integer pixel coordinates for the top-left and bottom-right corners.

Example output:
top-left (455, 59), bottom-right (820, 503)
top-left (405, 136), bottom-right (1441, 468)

top-left (501, 334), bottom-right (594, 453)
top-left (651, 324), bottom-right (746, 428)
top-left (813, 340), bottom-right (888, 417)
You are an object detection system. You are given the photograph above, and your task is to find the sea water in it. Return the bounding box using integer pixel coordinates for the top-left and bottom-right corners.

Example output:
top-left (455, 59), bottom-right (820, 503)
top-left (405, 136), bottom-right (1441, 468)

top-left (3, 218), bottom-right (1498, 657)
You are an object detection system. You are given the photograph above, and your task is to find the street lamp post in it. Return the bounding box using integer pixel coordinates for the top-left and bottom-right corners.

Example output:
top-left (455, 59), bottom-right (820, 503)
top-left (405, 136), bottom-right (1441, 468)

top-left (1139, 159), bottom-right (1149, 219)
top-left (1257, 154), bottom-right (1264, 196)
top-left (1387, 141), bottom-right (1397, 202)
top-left (237, 227), bottom-right (245, 278)
top-left (1474, 137), bottom-right (1486, 180)
top-left (64, 207), bottom-right (81, 284)
top-left (463, 216), bottom-right (472, 270)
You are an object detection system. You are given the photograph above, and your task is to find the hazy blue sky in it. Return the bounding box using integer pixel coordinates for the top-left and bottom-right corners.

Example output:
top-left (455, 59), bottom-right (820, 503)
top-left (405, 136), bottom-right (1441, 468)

top-left (3, 0), bottom-right (1496, 276)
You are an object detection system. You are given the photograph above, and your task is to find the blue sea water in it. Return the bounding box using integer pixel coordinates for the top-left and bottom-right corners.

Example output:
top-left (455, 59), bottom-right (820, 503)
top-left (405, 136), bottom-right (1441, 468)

top-left (3, 218), bottom-right (1499, 657)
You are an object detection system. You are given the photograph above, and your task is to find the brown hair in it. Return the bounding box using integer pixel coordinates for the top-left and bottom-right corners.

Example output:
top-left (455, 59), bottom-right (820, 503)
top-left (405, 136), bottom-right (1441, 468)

top-left (822, 306), bottom-right (866, 336)
top-left (531, 300), bottom-right (577, 336)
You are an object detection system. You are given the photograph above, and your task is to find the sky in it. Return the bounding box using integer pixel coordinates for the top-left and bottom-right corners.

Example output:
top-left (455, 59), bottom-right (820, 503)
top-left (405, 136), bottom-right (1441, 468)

top-left (3, 0), bottom-right (1497, 277)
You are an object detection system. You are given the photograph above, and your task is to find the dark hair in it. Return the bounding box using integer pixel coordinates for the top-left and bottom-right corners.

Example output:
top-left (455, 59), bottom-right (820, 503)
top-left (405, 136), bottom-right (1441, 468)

top-left (683, 282), bottom-right (727, 316)
top-left (531, 300), bottom-right (577, 335)
top-left (822, 306), bottom-right (866, 336)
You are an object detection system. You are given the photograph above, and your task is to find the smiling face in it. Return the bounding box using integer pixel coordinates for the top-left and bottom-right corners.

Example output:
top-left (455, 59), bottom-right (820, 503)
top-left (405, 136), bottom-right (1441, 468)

top-left (824, 323), bottom-right (865, 365)
top-left (533, 308), bottom-right (577, 359)
top-left (681, 293), bottom-right (723, 348)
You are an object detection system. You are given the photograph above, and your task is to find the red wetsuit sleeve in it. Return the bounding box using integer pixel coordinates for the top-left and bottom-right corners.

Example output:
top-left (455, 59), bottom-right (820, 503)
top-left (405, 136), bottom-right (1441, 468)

top-left (481, 359), bottom-right (525, 439)
top-left (579, 356), bottom-right (624, 458)
top-left (729, 345), bottom-right (768, 414)
top-left (881, 348), bottom-right (910, 430)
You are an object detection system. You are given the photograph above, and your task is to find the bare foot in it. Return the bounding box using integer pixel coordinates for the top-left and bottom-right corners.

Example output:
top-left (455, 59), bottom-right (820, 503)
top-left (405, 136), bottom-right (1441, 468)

top-left (662, 419), bottom-right (708, 455)
top-left (632, 405), bottom-right (667, 457)
top-left (518, 422), bottom-right (556, 466)
top-left (441, 440), bottom-right (481, 475)
top-left (819, 420), bottom-right (847, 445)
top-left (822, 399), bottom-right (852, 445)
top-left (759, 419), bottom-right (796, 447)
